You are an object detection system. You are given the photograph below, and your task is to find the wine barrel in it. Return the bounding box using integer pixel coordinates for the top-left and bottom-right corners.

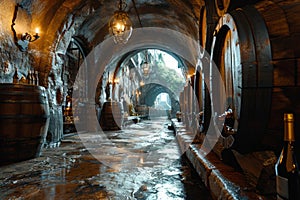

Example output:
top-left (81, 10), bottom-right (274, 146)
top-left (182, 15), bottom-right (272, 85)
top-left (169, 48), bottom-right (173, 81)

top-left (99, 101), bottom-right (123, 131)
top-left (182, 85), bottom-right (190, 125)
top-left (199, 0), bottom-right (259, 55)
top-left (214, 0), bottom-right (231, 17)
top-left (214, 0), bottom-right (260, 17)
top-left (209, 1), bottom-right (300, 155)
top-left (0, 83), bottom-right (50, 166)
top-left (199, 0), bottom-right (219, 58)
top-left (135, 105), bottom-right (149, 118)
top-left (186, 74), bottom-right (201, 131)
top-left (179, 89), bottom-right (185, 121)
top-left (197, 56), bottom-right (212, 134)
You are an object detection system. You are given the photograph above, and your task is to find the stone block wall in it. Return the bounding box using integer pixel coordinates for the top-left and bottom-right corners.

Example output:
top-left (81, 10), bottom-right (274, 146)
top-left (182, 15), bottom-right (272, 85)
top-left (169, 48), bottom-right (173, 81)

top-left (0, 1), bottom-right (31, 83)
top-left (0, 0), bottom-right (88, 146)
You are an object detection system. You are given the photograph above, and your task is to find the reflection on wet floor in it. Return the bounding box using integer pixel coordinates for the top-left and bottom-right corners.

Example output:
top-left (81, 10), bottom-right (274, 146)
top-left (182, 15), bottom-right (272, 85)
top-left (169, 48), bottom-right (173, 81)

top-left (0, 117), bottom-right (212, 200)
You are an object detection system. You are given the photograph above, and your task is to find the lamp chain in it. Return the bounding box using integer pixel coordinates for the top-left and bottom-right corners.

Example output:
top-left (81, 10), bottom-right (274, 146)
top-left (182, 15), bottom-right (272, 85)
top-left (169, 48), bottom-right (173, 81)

top-left (145, 50), bottom-right (148, 62)
top-left (118, 0), bottom-right (127, 11)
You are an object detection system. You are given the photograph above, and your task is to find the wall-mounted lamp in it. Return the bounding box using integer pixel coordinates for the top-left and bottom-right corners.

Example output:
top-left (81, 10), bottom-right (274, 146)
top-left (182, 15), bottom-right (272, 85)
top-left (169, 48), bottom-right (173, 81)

top-left (11, 4), bottom-right (40, 51)
top-left (187, 73), bottom-right (196, 84)
top-left (114, 78), bottom-right (119, 84)
top-left (21, 28), bottom-right (40, 42)
top-left (109, 0), bottom-right (133, 44)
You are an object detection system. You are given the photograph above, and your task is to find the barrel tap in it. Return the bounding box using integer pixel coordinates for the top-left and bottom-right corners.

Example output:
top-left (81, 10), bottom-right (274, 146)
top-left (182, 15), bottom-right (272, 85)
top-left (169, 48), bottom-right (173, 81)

top-left (219, 107), bottom-right (236, 137)
top-left (197, 111), bottom-right (204, 133)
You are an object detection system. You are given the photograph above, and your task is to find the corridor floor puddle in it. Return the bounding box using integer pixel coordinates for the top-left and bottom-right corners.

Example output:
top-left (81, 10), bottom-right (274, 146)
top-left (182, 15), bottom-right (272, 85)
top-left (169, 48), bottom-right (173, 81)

top-left (0, 117), bottom-right (212, 200)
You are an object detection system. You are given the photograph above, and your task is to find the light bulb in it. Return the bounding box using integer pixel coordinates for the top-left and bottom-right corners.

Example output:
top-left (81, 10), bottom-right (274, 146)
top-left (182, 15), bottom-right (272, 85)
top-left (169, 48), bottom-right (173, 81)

top-left (35, 28), bottom-right (40, 35)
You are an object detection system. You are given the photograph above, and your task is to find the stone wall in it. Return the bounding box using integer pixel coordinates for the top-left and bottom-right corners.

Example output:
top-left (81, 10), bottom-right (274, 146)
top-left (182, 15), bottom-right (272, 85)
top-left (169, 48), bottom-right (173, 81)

top-left (0, 1), bottom-right (31, 83)
top-left (0, 0), bottom-right (89, 146)
top-left (0, 0), bottom-right (198, 146)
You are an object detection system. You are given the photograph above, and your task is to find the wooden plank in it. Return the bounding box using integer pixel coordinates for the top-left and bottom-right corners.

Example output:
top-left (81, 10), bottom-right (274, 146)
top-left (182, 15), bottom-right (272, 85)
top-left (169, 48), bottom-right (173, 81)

top-left (232, 150), bottom-right (277, 195)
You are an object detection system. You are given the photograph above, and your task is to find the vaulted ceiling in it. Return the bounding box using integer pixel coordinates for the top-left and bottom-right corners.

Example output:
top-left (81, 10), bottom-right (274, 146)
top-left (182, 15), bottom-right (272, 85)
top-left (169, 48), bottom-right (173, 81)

top-left (75, 0), bottom-right (201, 47)
top-left (13, 0), bottom-right (261, 78)
top-left (19, 0), bottom-right (202, 53)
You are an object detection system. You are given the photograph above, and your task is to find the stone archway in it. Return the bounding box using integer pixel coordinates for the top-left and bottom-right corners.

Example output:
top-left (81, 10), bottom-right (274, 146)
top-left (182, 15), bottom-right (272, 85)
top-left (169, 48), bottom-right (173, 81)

top-left (139, 83), bottom-right (180, 118)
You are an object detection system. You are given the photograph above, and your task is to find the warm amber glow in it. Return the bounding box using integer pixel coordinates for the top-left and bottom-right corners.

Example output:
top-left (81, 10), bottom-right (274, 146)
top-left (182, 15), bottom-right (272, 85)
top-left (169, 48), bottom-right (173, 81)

top-left (139, 157), bottom-right (144, 164)
top-left (114, 78), bottom-right (119, 84)
top-left (114, 22), bottom-right (125, 33)
top-left (109, 10), bottom-right (132, 44)
top-left (142, 62), bottom-right (150, 76)
top-left (187, 73), bottom-right (195, 79)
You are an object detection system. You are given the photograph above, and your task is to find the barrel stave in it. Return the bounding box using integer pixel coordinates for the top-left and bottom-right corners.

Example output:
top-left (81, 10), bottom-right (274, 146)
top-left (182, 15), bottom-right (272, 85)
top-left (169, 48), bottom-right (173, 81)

top-left (99, 101), bottom-right (123, 131)
top-left (206, 1), bottom-right (300, 155)
top-left (0, 84), bottom-right (49, 166)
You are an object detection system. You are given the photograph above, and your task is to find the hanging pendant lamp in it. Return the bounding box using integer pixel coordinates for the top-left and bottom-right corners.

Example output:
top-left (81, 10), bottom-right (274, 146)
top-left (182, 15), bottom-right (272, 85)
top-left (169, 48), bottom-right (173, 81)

top-left (141, 50), bottom-right (151, 77)
top-left (109, 0), bottom-right (133, 44)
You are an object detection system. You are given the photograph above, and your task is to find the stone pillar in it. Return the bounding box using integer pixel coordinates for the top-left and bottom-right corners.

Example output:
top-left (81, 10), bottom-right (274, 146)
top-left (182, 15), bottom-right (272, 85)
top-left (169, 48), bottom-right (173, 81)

top-left (46, 105), bottom-right (63, 147)
top-left (45, 68), bottom-right (65, 147)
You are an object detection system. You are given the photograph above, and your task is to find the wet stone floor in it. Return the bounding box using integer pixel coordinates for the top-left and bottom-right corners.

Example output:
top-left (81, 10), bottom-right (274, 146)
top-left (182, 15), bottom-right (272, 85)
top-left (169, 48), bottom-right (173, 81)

top-left (0, 117), bottom-right (212, 200)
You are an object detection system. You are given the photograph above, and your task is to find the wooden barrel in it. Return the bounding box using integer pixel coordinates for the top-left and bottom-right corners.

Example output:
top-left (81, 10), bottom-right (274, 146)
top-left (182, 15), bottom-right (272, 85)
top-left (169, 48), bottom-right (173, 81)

top-left (199, 0), bottom-right (219, 58)
top-left (189, 74), bottom-right (199, 129)
top-left (135, 105), bottom-right (149, 118)
top-left (99, 101), bottom-right (123, 131)
top-left (197, 56), bottom-right (212, 133)
top-left (214, 0), bottom-right (260, 17)
top-left (199, 0), bottom-right (260, 56)
top-left (179, 90), bottom-right (184, 121)
top-left (182, 85), bottom-right (189, 125)
top-left (209, 1), bottom-right (300, 155)
top-left (0, 83), bottom-right (50, 166)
